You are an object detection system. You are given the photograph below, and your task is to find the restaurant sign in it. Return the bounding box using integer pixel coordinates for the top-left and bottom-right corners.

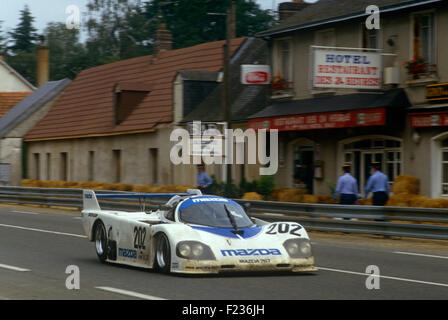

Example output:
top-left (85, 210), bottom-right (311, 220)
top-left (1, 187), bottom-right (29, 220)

top-left (312, 48), bottom-right (382, 90)
top-left (410, 112), bottom-right (448, 128)
top-left (248, 108), bottom-right (386, 131)
top-left (241, 64), bottom-right (271, 85)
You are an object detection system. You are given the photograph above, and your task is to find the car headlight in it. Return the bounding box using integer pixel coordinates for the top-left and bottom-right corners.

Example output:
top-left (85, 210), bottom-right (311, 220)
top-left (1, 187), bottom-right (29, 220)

top-left (178, 243), bottom-right (191, 257)
top-left (283, 239), bottom-right (312, 258)
top-left (192, 243), bottom-right (204, 257)
top-left (176, 241), bottom-right (215, 260)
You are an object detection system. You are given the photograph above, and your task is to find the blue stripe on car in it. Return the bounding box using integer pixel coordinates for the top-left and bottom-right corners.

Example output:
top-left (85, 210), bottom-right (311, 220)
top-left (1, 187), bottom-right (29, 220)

top-left (191, 225), bottom-right (262, 239)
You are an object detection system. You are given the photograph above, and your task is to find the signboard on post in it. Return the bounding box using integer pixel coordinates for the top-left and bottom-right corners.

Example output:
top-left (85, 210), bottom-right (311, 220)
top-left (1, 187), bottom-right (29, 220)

top-left (187, 121), bottom-right (225, 157)
top-left (312, 47), bottom-right (382, 90)
top-left (241, 64), bottom-right (271, 85)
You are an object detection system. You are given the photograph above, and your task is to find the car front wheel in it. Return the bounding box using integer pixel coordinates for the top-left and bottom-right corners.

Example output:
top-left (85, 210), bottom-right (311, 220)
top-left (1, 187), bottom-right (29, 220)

top-left (154, 233), bottom-right (171, 273)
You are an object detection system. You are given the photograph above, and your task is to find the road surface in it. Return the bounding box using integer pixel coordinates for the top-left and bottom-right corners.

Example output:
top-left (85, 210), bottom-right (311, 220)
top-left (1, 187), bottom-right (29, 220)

top-left (0, 204), bottom-right (447, 300)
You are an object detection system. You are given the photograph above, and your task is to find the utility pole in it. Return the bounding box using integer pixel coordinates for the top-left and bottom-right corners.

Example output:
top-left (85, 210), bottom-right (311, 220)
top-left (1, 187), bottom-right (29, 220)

top-left (223, 0), bottom-right (235, 184)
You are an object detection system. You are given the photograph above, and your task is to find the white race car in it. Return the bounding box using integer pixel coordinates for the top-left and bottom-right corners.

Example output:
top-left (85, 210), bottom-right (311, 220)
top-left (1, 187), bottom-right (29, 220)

top-left (81, 189), bottom-right (317, 274)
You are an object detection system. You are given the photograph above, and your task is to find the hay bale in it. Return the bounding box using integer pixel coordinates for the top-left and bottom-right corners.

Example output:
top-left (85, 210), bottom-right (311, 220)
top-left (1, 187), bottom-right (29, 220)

top-left (269, 188), bottom-right (288, 201)
top-left (133, 185), bottom-right (154, 193)
top-left (302, 194), bottom-right (319, 204)
top-left (277, 188), bottom-right (306, 202)
top-left (78, 181), bottom-right (105, 190)
top-left (318, 195), bottom-right (337, 204)
top-left (357, 198), bottom-right (372, 205)
top-left (242, 192), bottom-right (263, 201)
top-left (422, 198), bottom-right (448, 208)
top-left (22, 179), bottom-right (35, 187)
top-left (391, 175), bottom-right (420, 195)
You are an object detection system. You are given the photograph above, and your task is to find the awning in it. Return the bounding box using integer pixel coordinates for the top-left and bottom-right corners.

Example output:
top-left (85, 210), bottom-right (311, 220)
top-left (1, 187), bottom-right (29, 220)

top-left (248, 88), bottom-right (410, 131)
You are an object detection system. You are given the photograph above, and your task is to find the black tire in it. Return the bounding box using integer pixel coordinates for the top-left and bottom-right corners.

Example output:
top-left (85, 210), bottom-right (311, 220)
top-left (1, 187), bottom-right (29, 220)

top-left (94, 221), bottom-right (108, 263)
top-left (154, 233), bottom-right (171, 273)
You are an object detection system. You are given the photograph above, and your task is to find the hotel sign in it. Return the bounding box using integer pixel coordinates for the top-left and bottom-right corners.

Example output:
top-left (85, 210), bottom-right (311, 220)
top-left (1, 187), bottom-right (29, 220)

top-left (426, 83), bottom-right (448, 103)
top-left (312, 48), bottom-right (382, 90)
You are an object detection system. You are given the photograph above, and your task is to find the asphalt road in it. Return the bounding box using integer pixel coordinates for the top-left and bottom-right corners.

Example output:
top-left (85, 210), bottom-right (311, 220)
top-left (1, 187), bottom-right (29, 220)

top-left (0, 204), bottom-right (447, 300)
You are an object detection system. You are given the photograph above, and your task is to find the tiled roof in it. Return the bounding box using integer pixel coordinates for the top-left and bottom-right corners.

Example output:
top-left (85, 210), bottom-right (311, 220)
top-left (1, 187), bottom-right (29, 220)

top-left (0, 92), bottom-right (32, 117)
top-left (25, 38), bottom-right (246, 141)
top-left (0, 80), bottom-right (71, 138)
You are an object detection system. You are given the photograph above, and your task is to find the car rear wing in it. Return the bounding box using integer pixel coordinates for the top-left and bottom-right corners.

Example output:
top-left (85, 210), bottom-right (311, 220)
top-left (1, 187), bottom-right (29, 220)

top-left (82, 189), bottom-right (202, 211)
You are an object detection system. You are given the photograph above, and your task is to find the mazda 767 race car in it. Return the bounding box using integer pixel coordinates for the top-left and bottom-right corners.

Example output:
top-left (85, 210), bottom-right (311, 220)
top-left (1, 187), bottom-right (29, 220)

top-left (81, 189), bottom-right (317, 274)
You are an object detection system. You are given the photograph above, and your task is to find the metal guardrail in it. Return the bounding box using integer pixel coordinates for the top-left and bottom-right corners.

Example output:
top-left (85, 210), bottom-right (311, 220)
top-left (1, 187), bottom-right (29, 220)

top-left (0, 186), bottom-right (447, 240)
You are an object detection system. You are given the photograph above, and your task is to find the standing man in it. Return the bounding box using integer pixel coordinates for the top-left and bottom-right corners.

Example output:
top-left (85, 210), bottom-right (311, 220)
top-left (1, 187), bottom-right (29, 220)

top-left (364, 162), bottom-right (390, 206)
top-left (197, 164), bottom-right (212, 194)
top-left (334, 164), bottom-right (359, 205)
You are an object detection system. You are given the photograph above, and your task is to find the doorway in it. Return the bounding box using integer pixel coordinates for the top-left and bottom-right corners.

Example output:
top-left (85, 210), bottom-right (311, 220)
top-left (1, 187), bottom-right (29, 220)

top-left (293, 146), bottom-right (314, 193)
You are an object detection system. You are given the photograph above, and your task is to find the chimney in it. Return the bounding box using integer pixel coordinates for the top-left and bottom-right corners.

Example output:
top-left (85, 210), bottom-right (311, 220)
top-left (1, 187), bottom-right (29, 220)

top-left (278, 0), bottom-right (309, 22)
top-left (36, 35), bottom-right (49, 87)
top-left (153, 23), bottom-right (172, 59)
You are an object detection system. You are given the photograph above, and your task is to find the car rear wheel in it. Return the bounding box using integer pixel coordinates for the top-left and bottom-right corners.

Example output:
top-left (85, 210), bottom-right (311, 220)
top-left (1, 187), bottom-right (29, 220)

top-left (94, 221), bottom-right (108, 263)
top-left (154, 233), bottom-right (171, 273)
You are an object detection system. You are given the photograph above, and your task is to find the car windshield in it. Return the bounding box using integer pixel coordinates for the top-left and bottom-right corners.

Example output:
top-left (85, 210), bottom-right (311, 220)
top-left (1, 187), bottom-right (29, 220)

top-left (179, 202), bottom-right (254, 228)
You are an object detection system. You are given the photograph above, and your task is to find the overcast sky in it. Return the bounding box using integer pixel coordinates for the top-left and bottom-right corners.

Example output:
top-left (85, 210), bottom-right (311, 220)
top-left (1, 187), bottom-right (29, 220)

top-left (0, 0), bottom-right (318, 41)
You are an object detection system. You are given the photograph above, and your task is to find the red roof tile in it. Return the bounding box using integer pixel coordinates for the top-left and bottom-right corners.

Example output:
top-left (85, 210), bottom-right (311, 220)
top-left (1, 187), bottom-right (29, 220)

top-left (25, 38), bottom-right (246, 141)
top-left (0, 92), bottom-right (32, 117)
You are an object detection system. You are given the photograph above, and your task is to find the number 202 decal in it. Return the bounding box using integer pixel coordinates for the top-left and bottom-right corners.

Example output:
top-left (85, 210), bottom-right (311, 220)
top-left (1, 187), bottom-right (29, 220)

top-left (133, 226), bottom-right (146, 250)
top-left (266, 223), bottom-right (302, 236)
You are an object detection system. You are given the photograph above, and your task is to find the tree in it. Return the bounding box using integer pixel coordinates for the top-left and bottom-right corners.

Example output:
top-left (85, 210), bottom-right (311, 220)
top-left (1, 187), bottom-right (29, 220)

top-left (143, 0), bottom-right (275, 49)
top-left (5, 5), bottom-right (39, 85)
top-left (85, 0), bottom-right (151, 65)
top-left (8, 5), bottom-right (38, 53)
top-left (44, 22), bottom-right (89, 80)
top-left (0, 21), bottom-right (7, 55)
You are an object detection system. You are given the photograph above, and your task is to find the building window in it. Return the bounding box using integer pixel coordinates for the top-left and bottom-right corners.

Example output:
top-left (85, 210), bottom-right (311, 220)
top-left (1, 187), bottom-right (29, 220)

top-left (112, 150), bottom-right (121, 183)
top-left (362, 28), bottom-right (378, 49)
top-left (343, 138), bottom-right (402, 192)
top-left (413, 12), bottom-right (435, 64)
top-left (149, 148), bottom-right (158, 185)
top-left (60, 152), bottom-right (68, 181)
top-left (280, 40), bottom-right (292, 81)
top-left (46, 153), bottom-right (51, 180)
top-left (33, 153), bottom-right (40, 180)
top-left (387, 151), bottom-right (401, 183)
top-left (88, 151), bottom-right (94, 181)
top-left (113, 83), bottom-right (150, 125)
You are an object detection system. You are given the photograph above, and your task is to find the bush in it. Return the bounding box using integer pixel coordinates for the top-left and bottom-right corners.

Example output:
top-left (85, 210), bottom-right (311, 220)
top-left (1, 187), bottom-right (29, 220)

top-left (277, 188), bottom-right (307, 202)
top-left (255, 176), bottom-right (275, 200)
